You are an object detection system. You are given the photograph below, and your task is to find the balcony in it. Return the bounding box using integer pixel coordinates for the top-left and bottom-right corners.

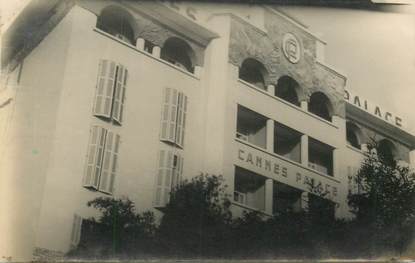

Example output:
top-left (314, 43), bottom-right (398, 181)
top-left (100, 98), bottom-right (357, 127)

top-left (234, 166), bottom-right (266, 211)
top-left (236, 105), bottom-right (267, 149)
top-left (308, 138), bottom-right (334, 176)
top-left (234, 139), bottom-right (340, 202)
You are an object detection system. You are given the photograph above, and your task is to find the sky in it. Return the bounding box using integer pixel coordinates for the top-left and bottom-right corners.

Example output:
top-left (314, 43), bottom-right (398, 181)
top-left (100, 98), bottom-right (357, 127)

top-left (1, 1), bottom-right (414, 133)
top-left (280, 5), bottom-right (415, 133)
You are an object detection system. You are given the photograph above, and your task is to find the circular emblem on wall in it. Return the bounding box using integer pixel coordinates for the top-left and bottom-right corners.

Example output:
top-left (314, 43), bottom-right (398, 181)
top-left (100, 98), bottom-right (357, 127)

top-left (282, 33), bottom-right (302, 64)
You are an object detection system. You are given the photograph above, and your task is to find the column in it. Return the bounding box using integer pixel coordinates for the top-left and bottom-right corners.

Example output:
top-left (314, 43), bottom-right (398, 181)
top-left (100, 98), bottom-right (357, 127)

top-left (152, 46), bottom-right (161, 58)
top-left (265, 179), bottom-right (274, 215)
top-left (301, 134), bottom-right (308, 166)
top-left (361, 143), bottom-right (368, 153)
top-left (300, 192), bottom-right (309, 212)
top-left (266, 119), bottom-right (274, 153)
top-left (193, 66), bottom-right (203, 78)
top-left (333, 148), bottom-right (339, 177)
top-left (135, 38), bottom-right (145, 50)
top-left (267, 84), bottom-right (275, 96)
top-left (410, 150), bottom-right (415, 169)
top-left (300, 100), bottom-right (308, 111)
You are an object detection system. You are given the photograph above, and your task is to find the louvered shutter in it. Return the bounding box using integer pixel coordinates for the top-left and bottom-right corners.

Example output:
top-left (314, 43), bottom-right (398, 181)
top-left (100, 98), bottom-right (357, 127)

top-left (175, 93), bottom-right (187, 148)
top-left (108, 134), bottom-right (120, 194)
top-left (160, 88), bottom-right (178, 144)
top-left (93, 60), bottom-right (116, 118)
top-left (84, 126), bottom-right (106, 189)
top-left (99, 131), bottom-right (115, 193)
top-left (70, 214), bottom-right (82, 247)
top-left (154, 149), bottom-right (174, 207)
top-left (172, 153), bottom-right (183, 188)
top-left (112, 65), bottom-right (127, 124)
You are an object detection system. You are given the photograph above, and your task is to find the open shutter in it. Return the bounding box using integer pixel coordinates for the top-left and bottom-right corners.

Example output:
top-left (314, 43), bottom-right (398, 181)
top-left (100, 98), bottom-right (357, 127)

top-left (99, 131), bottom-right (115, 193)
top-left (70, 214), bottom-right (82, 248)
top-left (108, 134), bottom-right (120, 194)
top-left (175, 93), bottom-right (187, 148)
top-left (172, 153), bottom-right (183, 188)
top-left (84, 126), bottom-right (106, 189)
top-left (93, 60), bottom-right (116, 118)
top-left (112, 65), bottom-right (127, 124)
top-left (154, 149), bottom-right (174, 207)
top-left (160, 88), bottom-right (178, 144)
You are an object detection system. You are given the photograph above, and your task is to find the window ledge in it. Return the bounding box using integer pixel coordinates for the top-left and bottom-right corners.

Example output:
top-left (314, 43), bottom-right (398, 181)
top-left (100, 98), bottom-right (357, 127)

top-left (238, 79), bottom-right (338, 129)
top-left (93, 28), bottom-right (201, 80)
top-left (231, 201), bottom-right (272, 217)
top-left (346, 144), bottom-right (364, 155)
top-left (235, 137), bottom-right (341, 184)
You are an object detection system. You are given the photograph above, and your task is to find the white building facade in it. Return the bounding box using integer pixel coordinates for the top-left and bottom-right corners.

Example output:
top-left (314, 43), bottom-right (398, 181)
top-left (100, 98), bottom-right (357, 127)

top-left (1, 1), bottom-right (415, 261)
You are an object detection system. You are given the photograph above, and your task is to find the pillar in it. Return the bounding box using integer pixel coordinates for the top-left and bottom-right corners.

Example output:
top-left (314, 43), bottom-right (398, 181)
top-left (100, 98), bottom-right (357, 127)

top-left (300, 100), bottom-right (308, 111)
top-left (333, 148), bottom-right (339, 177)
top-left (193, 66), bottom-right (203, 78)
top-left (152, 46), bottom-right (161, 58)
top-left (266, 119), bottom-right (274, 153)
top-left (301, 134), bottom-right (308, 166)
top-left (361, 143), bottom-right (368, 153)
top-left (267, 84), bottom-right (275, 96)
top-left (410, 150), bottom-right (415, 169)
top-left (265, 179), bottom-right (274, 215)
top-left (301, 192), bottom-right (309, 212)
top-left (135, 38), bottom-right (145, 50)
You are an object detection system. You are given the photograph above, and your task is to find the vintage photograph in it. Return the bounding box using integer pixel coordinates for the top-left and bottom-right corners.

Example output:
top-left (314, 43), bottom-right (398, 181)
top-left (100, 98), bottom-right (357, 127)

top-left (1, 0), bottom-right (415, 262)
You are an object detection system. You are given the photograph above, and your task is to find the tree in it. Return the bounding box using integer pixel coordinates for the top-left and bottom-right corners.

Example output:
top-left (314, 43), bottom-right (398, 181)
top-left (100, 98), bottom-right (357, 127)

top-left (348, 140), bottom-right (415, 255)
top-left (72, 197), bottom-right (156, 258)
top-left (157, 174), bottom-right (232, 257)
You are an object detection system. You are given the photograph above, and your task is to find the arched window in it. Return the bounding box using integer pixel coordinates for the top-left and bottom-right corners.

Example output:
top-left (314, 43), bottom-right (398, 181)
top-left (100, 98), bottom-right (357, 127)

top-left (97, 7), bottom-right (135, 45)
top-left (275, 76), bottom-right (300, 106)
top-left (378, 139), bottom-right (397, 164)
top-left (161, 37), bottom-right (195, 73)
top-left (239, 58), bottom-right (267, 90)
top-left (346, 122), bottom-right (361, 149)
top-left (309, 92), bottom-right (333, 122)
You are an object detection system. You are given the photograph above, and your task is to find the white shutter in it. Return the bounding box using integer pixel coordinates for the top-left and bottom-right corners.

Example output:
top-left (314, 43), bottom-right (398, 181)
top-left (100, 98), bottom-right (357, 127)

top-left (160, 88), bottom-right (178, 144)
top-left (108, 134), bottom-right (120, 194)
top-left (172, 153), bottom-right (183, 188)
top-left (70, 214), bottom-right (82, 247)
top-left (84, 126), bottom-right (106, 189)
top-left (154, 149), bottom-right (174, 207)
top-left (99, 131), bottom-right (113, 193)
top-left (175, 93), bottom-right (187, 148)
top-left (93, 60), bottom-right (116, 118)
top-left (112, 65), bottom-right (127, 124)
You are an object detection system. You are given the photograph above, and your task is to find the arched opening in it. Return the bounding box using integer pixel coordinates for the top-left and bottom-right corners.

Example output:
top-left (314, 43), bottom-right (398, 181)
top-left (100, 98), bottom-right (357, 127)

top-left (239, 58), bottom-right (267, 90)
top-left (97, 7), bottom-right (135, 45)
top-left (275, 76), bottom-right (300, 106)
top-left (346, 122), bottom-right (362, 149)
top-left (378, 139), bottom-right (397, 165)
top-left (309, 92), bottom-right (333, 122)
top-left (161, 37), bottom-right (195, 73)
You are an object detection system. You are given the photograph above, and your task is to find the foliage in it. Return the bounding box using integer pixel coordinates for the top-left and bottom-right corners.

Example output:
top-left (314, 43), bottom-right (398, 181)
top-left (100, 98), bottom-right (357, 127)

top-left (157, 174), bottom-right (233, 257)
top-left (348, 140), bottom-right (415, 255)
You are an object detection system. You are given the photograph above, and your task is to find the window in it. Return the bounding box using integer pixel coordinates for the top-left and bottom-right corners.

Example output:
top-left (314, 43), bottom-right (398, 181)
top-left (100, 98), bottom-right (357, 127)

top-left (309, 92), bottom-right (333, 122)
top-left (273, 182), bottom-right (303, 214)
top-left (308, 138), bottom-right (334, 176)
top-left (160, 87), bottom-right (188, 148)
top-left (377, 139), bottom-right (397, 165)
top-left (274, 122), bottom-right (302, 163)
top-left (346, 122), bottom-right (361, 149)
top-left (84, 126), bottom-right (120, 194)
top-left (234, 167), bottom-right (266, 211)
top-left (239, 58), bottom-right (267, 90)
top-left (70, 214), bottom-right (82, 248)
top-left (154, 149), bottom-right (184, 207)
top-left (236, 105), bottom-right (267, 149)
top-left (93, 59), bottom-right (128, 125)
top-left (96, 7), bottom-right (135, 45)
top-left (161, 37), bottom-right (195, 73)
top-left (275, 76), bottom-right (300, 106)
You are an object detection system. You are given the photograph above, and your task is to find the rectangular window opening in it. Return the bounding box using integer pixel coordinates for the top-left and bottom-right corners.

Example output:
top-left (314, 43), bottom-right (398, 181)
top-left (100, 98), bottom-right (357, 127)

top-left (234, 166), bottom-right (266, 211)
top-left (274, 122), bottom-right (302, 163)
top-left (236, 105), bottom-right (267, 149)
top-left (308, 138), bottom-right (334, 176)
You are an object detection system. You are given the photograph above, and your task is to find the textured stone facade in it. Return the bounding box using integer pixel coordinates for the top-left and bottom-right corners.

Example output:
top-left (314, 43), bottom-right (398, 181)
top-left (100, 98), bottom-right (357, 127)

top-left (228, 10), bottom-right (346, 117)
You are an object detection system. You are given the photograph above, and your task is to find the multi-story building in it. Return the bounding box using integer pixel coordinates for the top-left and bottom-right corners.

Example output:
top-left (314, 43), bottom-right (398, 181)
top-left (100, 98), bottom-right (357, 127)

top-left (1, 1), bottom-right (415, 260)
